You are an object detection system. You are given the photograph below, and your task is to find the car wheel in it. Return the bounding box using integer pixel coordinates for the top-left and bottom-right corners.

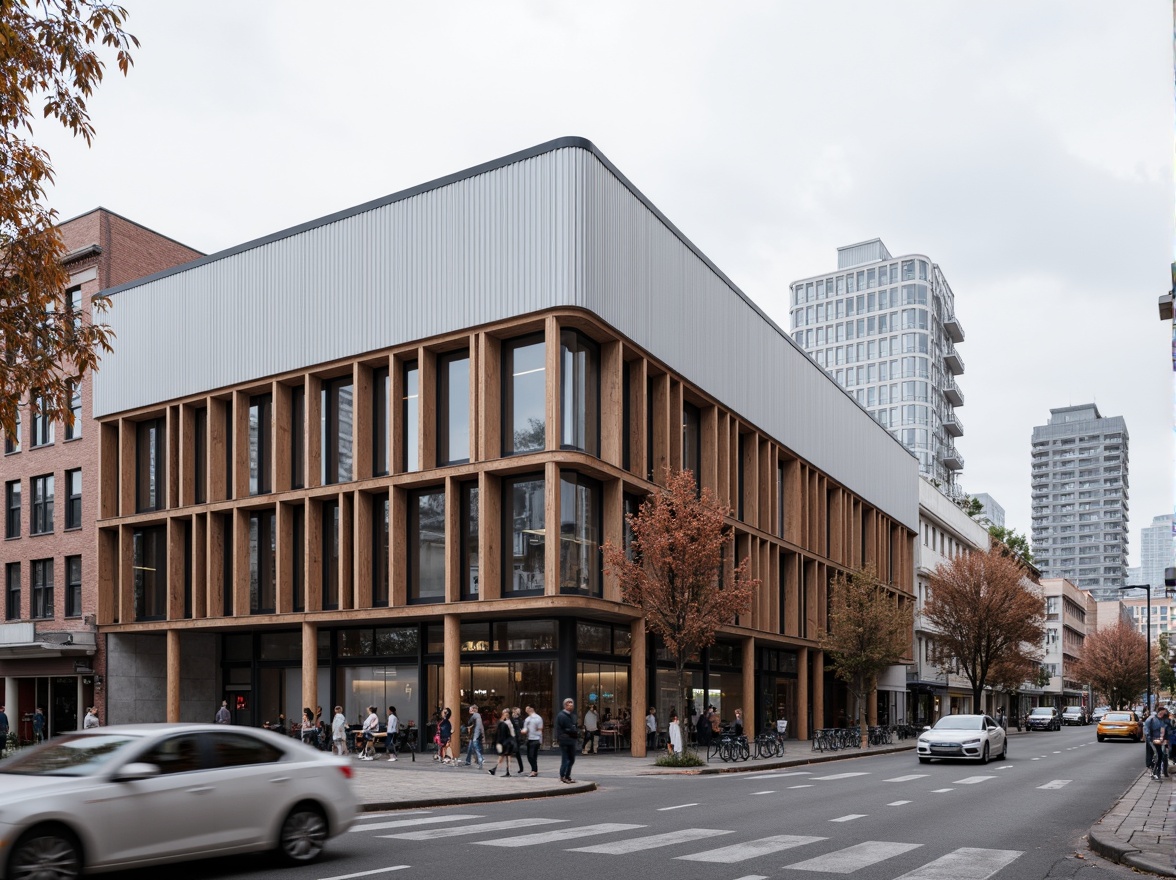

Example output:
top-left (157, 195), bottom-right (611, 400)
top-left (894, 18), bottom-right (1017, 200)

top-left (278, 803), bottom-right (328, 865)
top-left (918, 756), bottom-right (930, 764)
top-left (8, 826), bottom-right (82, 880)
top-left (1097, 734), bottom-right (1105, 742)
top-left (999, 738), bottom-right (1007, 761)
top-left (979, 743), bottom-right (989, 765)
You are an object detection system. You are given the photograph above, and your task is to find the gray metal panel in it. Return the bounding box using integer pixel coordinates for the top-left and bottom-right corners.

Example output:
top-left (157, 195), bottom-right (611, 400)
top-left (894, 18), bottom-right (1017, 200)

top-left (95, 141), bottom-right (917, 529)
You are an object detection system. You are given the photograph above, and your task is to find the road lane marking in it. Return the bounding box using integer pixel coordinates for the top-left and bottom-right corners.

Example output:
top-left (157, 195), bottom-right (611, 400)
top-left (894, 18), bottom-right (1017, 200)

top-left (677, 834), bottom-right (827, 862)
top-left (731, 876), bottom-right (768, 880)
top-left (788, 784), bottom-right (813, 788)
top-left (829, 814), bottom-right (867, 822)
top-left (812, 772), bottom-right (870, 780)
top-left (745, 771), bottom-right (811, 780)
top-left (658, 803), bottom-right (698, 811)
top-left (349, 814), bottom-right (480, 832)
top-left (931, 788), bottom-right (954, 793)
top-left (476, 823), bottom-right (644, 847)
top-left (894, 846), bottom-right (1021, 879)
top-left (751, 790), bottom-right (775, 795)
top-left (952, 776), bottom-right (997, 784)
top-left (998, 765), bottom-right (1012, 769)
top-left (884, 774), bottom-right (928, 782)
top-left (319, 869), bottom-right (411, 880)
top-left (1037, 779), bottom-right (1071, 790)
top-left (381, 818), bottom-right (564, 840)
top-left (570, 828), bottom-right (732, 854)
top-left (786, 841), bottom-right (922, 873)
top-left (888, 800), bottom-right (912, 806)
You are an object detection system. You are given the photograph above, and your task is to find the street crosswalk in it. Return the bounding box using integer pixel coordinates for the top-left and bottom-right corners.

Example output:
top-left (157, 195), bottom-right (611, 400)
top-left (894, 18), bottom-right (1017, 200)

top-left (351, 813), bottom-right (1025, 878)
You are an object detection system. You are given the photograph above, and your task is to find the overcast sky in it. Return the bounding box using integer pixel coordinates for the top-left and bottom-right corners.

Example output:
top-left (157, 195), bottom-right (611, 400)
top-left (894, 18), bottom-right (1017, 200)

top-left (39, 1), bottom-right (1173, 564)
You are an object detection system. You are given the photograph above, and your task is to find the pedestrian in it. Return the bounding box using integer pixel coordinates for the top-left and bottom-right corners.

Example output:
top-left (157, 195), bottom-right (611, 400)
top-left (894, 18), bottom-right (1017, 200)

top-left (489, 708), bottom-right (516, 776)
top-left (556, 697), bottom-right (578, 783)
top-left (359, 705), bottom-right (379, 760)
top-left (331, 705), bottom-right (348, 756)
top-left (512, 707), bottom-right (525, 773)
top-left (1166, 712), bottom-right (1176, 780)
top-left (301, 707), bottom-right (316, 746)
top-left (582, 703), bottom-right (599, 754)
top-left (215, 700), bottom-right (231, 724)
top-left (997, 707), bottom-right (1007, 731)
top-left (0, 704), bottom-right (8, 757)
top-left (385, 705), bottom-right (399, 761)
top-left (646, 706), bottom-right (658, 750)
top-left (732, 708), bottom-right (744, 738)
top-left (464, 705), bottom-right (485, 769)
top-left (83, 707), bottom-right (99, 729)
top-left (523, 705), bottom-right (543, 776)
top-left (32, 707), bottom-right (44, 742)
top-left (1145, 706), bottom-right (1169, 779)
top-left (695, 706), bottom-right (712, 749)
top-left (668, 711), bottom-right (683, 755)
top-left (438, 707), bottom-right (454, 764)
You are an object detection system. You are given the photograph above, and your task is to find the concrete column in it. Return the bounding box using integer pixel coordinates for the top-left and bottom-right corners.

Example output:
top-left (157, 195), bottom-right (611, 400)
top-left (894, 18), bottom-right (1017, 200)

top-left (166, 630), bottom-right (181, 723)
top-left (444, 613), bottom-right (460, 756)
top-left (630, 621), bottom-right (647, 757)
top-left (6, 676), bottom-right (18, 743)
top-left (796, 647), bottom-right (808, 741)
top-left (812, 650), bottom-right (825, 732)
top-left (742, 636), bottom-right (755, 734)
top-left (302, 621), bottom-right (318, 719)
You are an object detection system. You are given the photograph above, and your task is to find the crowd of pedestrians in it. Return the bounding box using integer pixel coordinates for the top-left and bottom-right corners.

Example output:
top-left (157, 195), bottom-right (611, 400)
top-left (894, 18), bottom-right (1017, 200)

top-left (1144, 704), bottom-right (1176, 780)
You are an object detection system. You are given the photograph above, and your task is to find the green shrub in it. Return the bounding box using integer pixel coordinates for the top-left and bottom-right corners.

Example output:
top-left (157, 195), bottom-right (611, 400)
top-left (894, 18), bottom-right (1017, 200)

top-left (653, 749), bottom-right (705, 768)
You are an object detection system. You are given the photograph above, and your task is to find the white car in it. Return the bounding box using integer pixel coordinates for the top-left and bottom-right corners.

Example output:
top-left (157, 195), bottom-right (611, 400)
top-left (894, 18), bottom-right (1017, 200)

top-left (916, 714), bottom-right (1007, 764)
top-left (0, 723), bottom-right (358, 879)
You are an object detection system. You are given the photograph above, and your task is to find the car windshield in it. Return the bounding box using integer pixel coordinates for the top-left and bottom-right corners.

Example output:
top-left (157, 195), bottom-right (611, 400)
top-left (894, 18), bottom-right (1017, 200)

top-left (0, 733), bottom-right (140, 777)
top-left (1030, 708), bottom-right (1053, 715)
top-left (1104, 713), bottom-right (1134, 722)
top-left (932, 716), bottom-right (982, 730)
top-left (1063, 708), bottom-right (1081, 714)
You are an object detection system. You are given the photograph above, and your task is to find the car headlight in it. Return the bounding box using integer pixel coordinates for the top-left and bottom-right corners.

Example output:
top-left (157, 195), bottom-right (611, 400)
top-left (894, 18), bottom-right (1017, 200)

top-left (962, 738), bottom-right (981, 746)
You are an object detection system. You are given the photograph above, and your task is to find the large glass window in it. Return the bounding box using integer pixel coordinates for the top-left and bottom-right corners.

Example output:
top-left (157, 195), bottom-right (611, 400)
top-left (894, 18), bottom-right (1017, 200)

top-left (30, 474), bottom-right (53, 535)
top-left (248, 393), bottom-right (272, 495)
top-left (4, 410), bottom-right (19, 454)
top-left (409, 488), bottom-right (446, 603)
top-left (504, 475), bottom-right (545, 595)
top-left (683, 402), bottom-right (701, 483)
top-left (321, 500), bottom-right (339, 610)
top-left (289, 386), bottom-right (304, 489)
top-left (402, 361), bottom-right (419, 472)
top-left (194, 406), bottom-right (207, 503)
top-left (372, 366), bottom-right (390, 477)
top-left (65, 381), bottom-right (82, 440)
top-left (560, 472), bottom-right (602, 597)
top-left (133, 526), bottom-right (167, 621)
top-left (65, 468), bottom-right (81, 529)
top-left (503, 335), bottom-right (545, 455)
top-left (5, 562), bottom-right (18, 619)
top-left (31, 394), bottom-right (53, 447)
top-left (136, 418), bottom-right (164, 512)
top-left (5, 479), bottom-right (20, 538)
top-left (321, 378), bottom-right (353, 485)
top-left (437, 351), bottom-right (470, 465)
top-left (65, 555), bottom-right (81, 617)
top-left (338, 664), bottom-right (419, 735)
top-left (249, 510), bottom-right (276, 614)
top-left (559, 330), bottom-right (599, 456)
top-left (31, 559), bottom-right (52, 619)
top-left (460, 482), bottom-right (479, 600)
top-left (372, 493), bottom-right (389, 607)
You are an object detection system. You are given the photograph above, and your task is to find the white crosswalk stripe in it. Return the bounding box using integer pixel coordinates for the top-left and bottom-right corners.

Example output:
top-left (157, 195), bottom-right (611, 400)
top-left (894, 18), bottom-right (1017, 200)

top-left (676, 834), bottom-right (827, 862)
top-left (952, 776), bottom-right (997, 785)
top-left (894, 846), bottom-right (1021, 879)
top-left (811, 771), bottom-right (870, 780)
top-left (884, 774), bottom-right (928, 782)
top-left (785, 840), bottom-right (923, 873)
top-left (380, 818), bottom-right (564, 840)
top-left (570, 828), bottom-right (732, 854)
top-left (745, 771), bottom-right (812, 780)
top-left (475, 823), bottom-right (645, 847)
top-left (1037, 779), bottom-right (1071, 790)
top-left (349, 814), bottom-right (481, 833)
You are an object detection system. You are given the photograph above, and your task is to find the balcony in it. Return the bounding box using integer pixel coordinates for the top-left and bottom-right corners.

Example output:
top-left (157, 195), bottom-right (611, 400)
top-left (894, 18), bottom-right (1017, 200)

top-left (943, 412), bottom-right (964, 437)
top-left (941, 445), bottom-right (965, 471)
top-left (943, 377), bottom-right (964, 407)
top-left (944, 313), bottom-right (965, 343)
top-left (944, 346), bottom-right (965, 375)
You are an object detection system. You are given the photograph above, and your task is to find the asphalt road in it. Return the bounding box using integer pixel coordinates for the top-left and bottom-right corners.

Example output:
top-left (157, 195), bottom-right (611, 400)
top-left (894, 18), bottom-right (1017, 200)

top-left (114, 724), bottom-right (1150, 880)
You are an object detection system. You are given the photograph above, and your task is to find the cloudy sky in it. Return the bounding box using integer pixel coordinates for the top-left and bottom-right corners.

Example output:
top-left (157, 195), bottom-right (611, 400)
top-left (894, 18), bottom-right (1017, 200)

top-left (40, 1), bottom-right (1173, 563)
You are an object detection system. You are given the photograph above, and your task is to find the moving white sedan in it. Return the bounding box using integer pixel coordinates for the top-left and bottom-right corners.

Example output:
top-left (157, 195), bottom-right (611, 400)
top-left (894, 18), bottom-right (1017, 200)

top-left (0, 723), bottom-right (358, 879)
top-left (916, 714), bottom-right (1007, 764)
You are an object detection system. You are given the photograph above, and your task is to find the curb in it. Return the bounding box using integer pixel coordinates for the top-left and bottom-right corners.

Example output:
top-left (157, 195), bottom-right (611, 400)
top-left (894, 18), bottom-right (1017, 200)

top-left (1086, 772), bottom-right (1176, 878)
top-left (361, 781), bottom-right (597, 812)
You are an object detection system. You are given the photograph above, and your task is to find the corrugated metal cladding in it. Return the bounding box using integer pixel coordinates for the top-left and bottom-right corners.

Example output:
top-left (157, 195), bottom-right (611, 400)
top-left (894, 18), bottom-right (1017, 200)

top-left (836, 239), bottom-right (892, 269)
top-left (95, 140), bottom-right (917, 529)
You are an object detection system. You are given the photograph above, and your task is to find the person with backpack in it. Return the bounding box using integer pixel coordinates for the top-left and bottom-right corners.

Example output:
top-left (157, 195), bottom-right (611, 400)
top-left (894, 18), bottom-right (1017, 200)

top-left (489, 708), bottom-right (516, 776)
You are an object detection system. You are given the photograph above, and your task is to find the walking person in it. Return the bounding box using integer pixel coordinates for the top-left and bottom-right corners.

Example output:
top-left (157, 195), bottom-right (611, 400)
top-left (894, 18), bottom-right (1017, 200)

top-left (301, 707), bottom-right (316, 746)
top-left (556, 697), bottom-right (578, 783)
top-left (523, 705), bottom-right (543, 776)
top-left (668, 711), bottom-right (683, 754)
top-left (386, 706), bottom-right (399, 761)
top-left (463, 705), bottom-right (485, 769)
top-left (0, 704), bottom-right (8, 757)
top-left (32, 707), bottom-right (44, 743)
top-left (997, 707), bottom-right (1007, 731)
top-left (1145, 705), bottom-right (1169, 779)
top-left (582, 703), bottom-right (599, 754)
top-left (83, 707), bottom-right (99, 729)
top-left (359, 705), bottom-right (379, 760)
top-left (512, 707), bottom-right (525, 773)
top-left (331, 706), bottom-right (348, 756)
top-left (489, 708), bottom-right (516, 776)
top-left (215, 700), bottom-right (231, 724)
top-left (437, 707), bottom-right (454, 764)
top-left (646, 706), bottom-right (658, 750)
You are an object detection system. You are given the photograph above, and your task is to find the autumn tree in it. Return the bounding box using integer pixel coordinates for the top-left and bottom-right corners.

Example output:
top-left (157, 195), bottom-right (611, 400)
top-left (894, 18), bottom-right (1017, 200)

top-left (923, 547), bottom-right (1046, 711)
top-left (1160, 632), bottom-right (1176, 703)
top-left (0, 1), bottom-right (138, 437)
top-left (603, 469), bottom-right (757, 751)
top-left (1073, 622), bottom-right (1148, 710)
top-left (821, 566), bottom-right (912, 748)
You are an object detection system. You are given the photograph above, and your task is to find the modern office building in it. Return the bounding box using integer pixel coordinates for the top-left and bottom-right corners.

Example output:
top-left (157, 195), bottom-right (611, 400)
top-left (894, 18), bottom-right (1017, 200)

top-left (788, 239), bottom-right (966, 498)
top-left (1038, 578), bottom-right (1090, 711)
top-left (972, 493), bottom-right (1005, 529)
top-left (1030, 404), bottom-right (1129, 601)
top-left (89, 138), bottom-right (920, 753)
top-left (1139, 514), bottom-right (1175, 593)
top-left (0, 209), bottom-right (200, 740)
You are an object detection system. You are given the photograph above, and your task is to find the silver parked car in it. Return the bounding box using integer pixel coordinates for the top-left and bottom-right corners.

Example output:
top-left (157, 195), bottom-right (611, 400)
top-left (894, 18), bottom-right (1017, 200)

top-left (0, 723), bottom-right (358, 879)
top-left (916, 714), bottom-right (1008, 764)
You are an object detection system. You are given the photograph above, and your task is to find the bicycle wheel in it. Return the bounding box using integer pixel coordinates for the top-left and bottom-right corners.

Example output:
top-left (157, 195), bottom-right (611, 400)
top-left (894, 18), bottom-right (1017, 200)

top-left (737, 739), bottom-right (750, 761)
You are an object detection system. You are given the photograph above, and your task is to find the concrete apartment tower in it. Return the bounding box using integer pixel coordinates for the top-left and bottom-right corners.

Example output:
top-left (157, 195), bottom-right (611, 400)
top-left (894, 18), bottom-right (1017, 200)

top-left (1030, 404), bottom-right (1129, 600)
top-left (1139, 514), bottom-right (1175, 593)
top-left (789, 239), bottom-right (966, 498)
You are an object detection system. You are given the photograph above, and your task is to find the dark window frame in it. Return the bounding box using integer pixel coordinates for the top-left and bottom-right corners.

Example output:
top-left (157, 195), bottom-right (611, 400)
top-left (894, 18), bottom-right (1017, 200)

top-left (133, 525), bottom-right (168, 621)
top-left (65, 555), bottom-right (82, 618)
top-left (372, 493), bottom-right (389, 607)
top-left (249, 509), bottom-right (276, 614)
top-left (321, 378), bottom-right (353, 486)
top-left (503, 473), bottom-right (545, 597)
top-left (5, 479), bottom-right (20, 538)
top-left (31, 558), bottom-right (53, 619)
top-left (460, 481), bottom-right (479, 600)
top-left (30, 473), bottom-right (53, 535)
top-left (65, 468), bottom-right (81, 530)
top-left (31, 394), bottom-right (53, 447)
top-left (559, 329), bottom-right (600, 457)
top-left (559, 470), bottom-right (602, 597)
top-left (135, 418), bottom-right (165, 513)
top-left (501, 334), bottom-right (546, 456)
top-left (437, 350), bottom-right (471, 466)
top-left (408, 487), bottom-right (446, 604)
top-left (64, 380), bottom-right (82, 440)
top-left (321, 499), bottom-right (340, 610)
top-left (193, 406), bottom-right (208, 504)
top-left (5, 562), bottom-right (19, 620)
top-left (372, 366), bottom-right (390, 477)
top-left (248, 393), bottom-right (273, 495)
top-left (290, 385), bottom-right (305, 490)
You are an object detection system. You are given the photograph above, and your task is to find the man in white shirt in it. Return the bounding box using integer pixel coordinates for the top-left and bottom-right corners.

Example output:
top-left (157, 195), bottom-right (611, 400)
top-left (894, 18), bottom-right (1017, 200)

top-left (646, 707), bottom-right (658, 749)
top-left (522, 705), bottom-right (544, 776)
top-left (386, 705), bottom-right (399, 761)
top-left (83, 707), bottom-right (99, 729)
top-left (582, 704), bottom-right (599, 754)
top-left (331, 706), bottom-right (348, 756)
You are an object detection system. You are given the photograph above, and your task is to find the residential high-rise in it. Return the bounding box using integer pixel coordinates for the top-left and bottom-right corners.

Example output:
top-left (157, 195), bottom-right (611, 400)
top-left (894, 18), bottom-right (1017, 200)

top-left (972, 493), bottom-right (1005, 529)
top-left (789, 239), bottom-right (966, 497)
top-left (1030, 404), bottom-right (1129, 600)
top-left (1140, 514), bottom-right (1175, 593)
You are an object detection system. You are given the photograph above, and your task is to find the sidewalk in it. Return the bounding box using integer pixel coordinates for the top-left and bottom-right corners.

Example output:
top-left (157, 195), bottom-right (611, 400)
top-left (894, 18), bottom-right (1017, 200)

top-left (350, 739), bottom-right (916, 812)
top-left (1089, 770), bottom-right (1176, 877)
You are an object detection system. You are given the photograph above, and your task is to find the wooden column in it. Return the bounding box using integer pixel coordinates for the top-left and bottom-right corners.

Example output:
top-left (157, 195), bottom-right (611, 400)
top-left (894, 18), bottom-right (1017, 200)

top-left (868, 687), bottom-right (878, 727)
top-left (302, 621), bottom-right (318, 719)
top-left (797, 645), bottom-right (810, 741)
top-left (444, 613), bottom-right (461, 750)
top-left (630, 621), bottom-right (647, 757)
top-left (812, 649), bottom-right (825, 732)
top-left (742, 635), bottom-right (755, 735)
top-left (166, 629), bottom-right (181, 723)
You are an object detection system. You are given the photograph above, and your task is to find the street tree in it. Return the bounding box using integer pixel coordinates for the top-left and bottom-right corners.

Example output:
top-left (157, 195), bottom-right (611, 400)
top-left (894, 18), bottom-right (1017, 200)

top-left (1157, 632), bottom-right (1175, 703)
top-left (923, 547), bottom-right (1046, 711)
top-left (1072, 622), bottom-right (1148, 710)
top-left (958, 496), bottom-right (984, 519)
top-left (821, 566), bottom-right (913, 748)
top-left (602, 468), bottom-right (757, 751)
top-left (0, 1), bottom-right (138, 437)
top-left (988, 526), bottom-right (1034, 567)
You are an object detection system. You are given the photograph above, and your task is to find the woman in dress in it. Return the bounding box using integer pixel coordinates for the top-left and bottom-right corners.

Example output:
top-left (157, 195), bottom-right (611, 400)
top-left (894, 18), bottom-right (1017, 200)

top-left (489, 708), bottom-right (517, 776)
